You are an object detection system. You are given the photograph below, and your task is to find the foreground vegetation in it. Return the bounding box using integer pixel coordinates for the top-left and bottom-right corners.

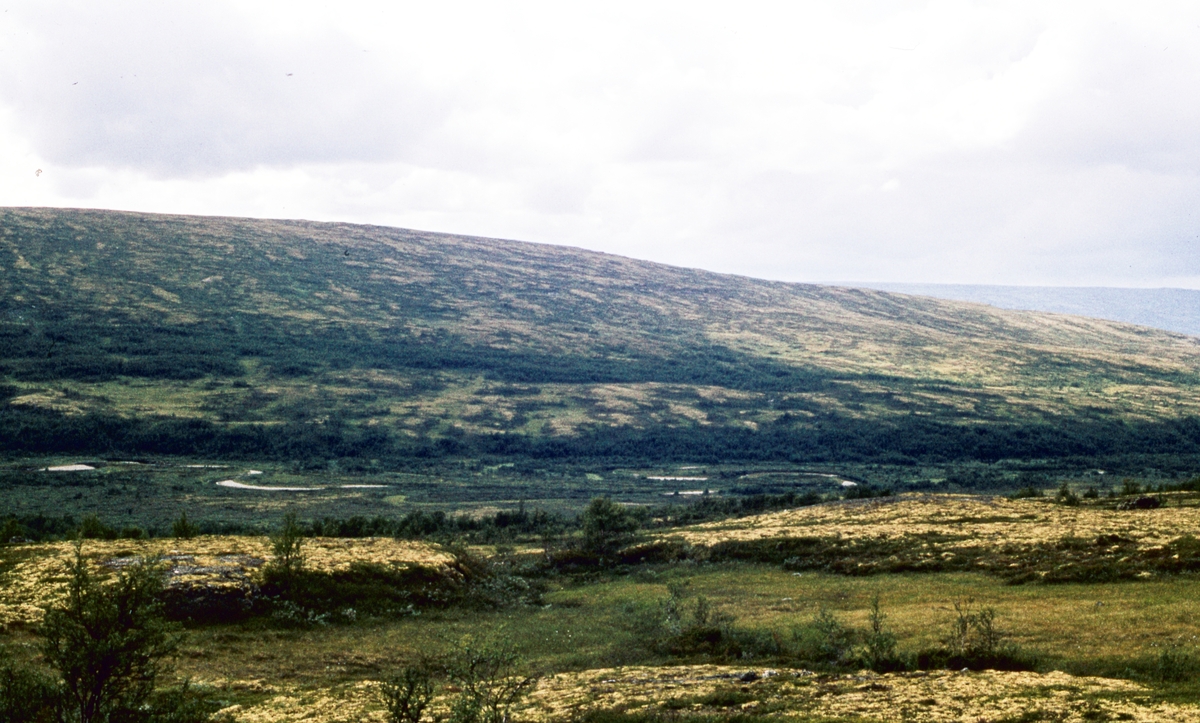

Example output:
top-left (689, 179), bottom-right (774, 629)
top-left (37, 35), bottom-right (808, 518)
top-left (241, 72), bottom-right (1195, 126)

top-left (3, 491), bottom-right (1200, 721)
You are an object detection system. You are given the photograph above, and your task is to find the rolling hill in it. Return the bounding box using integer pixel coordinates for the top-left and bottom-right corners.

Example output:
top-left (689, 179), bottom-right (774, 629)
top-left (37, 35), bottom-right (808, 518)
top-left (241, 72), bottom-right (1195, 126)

top-left (851, 282), bottom-right (1200, 338)
top-left (2, 206), bottom-right (1200, 468)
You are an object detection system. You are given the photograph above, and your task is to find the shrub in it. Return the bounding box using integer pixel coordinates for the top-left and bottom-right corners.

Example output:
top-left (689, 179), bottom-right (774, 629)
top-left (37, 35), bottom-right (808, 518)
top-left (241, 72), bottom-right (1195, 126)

top-left (943, 599), bottom-right (1001, 657)
top-left (380, 665), bottom-right (435, 723)
top-left (862, 595), bottom-right (904, 672)
top-left (792, 608), bottom-right (857, 668)
top-left (664, 594), bottom-right (737, 657)
top-left (0, 518), bottom-right (24, 544)
top-left (1054, 483), bottom-right (1079, 507)
top-left (39, 544), bottom-right (180, 723)
top-left (630, 582), bottom-right (766, 660)
top-left (788, 596), bottom-right (908, 672)
top-left (917, 599), bottom-right (1035, 671)
top-left (444, 637), bottom-right (537, 723)
top-left (579, 497), bottom-right (638, 557)
top-left (1009, 486), bottom-right (1043, 499)
top-left (842, 485), bottom-right (893, 500)
top-left (172, 512), bottom-right (199, 540)
top-left (1154, 641), bottom-right (1198, 683)
top-left (268, 512), bottom-right (305, 578)
top-left (0, 661), bottom-right (57, 723)
top-left (78, 514), bottom-right (117, 540)
top-left (1120, 479), bottom-right (1143, 496)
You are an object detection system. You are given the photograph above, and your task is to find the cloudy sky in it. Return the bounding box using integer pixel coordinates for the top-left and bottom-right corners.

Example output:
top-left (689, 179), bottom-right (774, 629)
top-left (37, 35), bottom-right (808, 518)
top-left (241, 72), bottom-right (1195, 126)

top-left (1, 1), bottom-right (1198, 287)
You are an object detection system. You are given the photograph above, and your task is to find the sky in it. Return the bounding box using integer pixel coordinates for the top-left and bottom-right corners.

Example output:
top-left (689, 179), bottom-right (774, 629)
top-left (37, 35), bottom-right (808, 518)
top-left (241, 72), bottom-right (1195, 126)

top-left (1, 1), bottom-right (1199, 288)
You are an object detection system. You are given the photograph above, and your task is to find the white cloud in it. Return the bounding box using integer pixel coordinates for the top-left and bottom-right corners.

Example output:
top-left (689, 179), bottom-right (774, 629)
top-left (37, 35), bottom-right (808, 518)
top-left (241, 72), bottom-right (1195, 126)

top-left (0, 0), bottom-right (1198, 287)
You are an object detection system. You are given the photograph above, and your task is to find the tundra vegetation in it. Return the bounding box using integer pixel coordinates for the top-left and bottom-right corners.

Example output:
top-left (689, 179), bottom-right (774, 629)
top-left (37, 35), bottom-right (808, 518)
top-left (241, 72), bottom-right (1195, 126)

top-left (3, 209), bottom-right (1200, 720)
top-left (2, 486), bottom-right (1200, 722)
top-left (3, 208), bottom-right (1200, 476)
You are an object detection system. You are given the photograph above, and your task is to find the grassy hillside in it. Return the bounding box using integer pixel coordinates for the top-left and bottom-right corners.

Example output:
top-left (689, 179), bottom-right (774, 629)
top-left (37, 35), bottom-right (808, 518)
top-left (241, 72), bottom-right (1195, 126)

top-left (3, 206), bottom-right (1200, 467)
top-left (855, 282), bottom-right (1200, 337)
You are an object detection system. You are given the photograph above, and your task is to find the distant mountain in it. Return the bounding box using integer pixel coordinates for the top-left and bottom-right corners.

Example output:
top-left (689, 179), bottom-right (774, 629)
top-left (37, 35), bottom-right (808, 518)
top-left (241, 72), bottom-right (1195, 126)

top-left (3, 207), bottom-right (1200, 466)
top-left (848, 283), bottom-right (1200, 338)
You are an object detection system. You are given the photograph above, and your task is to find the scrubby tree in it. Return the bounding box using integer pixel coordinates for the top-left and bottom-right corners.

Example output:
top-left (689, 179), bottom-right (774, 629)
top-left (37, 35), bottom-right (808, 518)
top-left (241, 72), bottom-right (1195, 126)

top-left (579, 497), bottom-right (638, 556)
top-left (1055, 482), bottom-right (1080, 506)
top-left (40, 544), bottom-right (179, 723)
top-left (380, 665), bottom-right (435, 723)
top-left (268, 512), bottom-right (306, 578)
top-left (862, 595), bottom-right (902, 672)
top-left (445, 637), bottom-right (537, 723)
top-left (171, 512), bottom-right (198, 540)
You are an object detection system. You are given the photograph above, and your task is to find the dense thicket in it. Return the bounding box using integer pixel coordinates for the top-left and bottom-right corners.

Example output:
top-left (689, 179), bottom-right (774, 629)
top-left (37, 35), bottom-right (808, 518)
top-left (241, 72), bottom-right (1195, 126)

top-left (0, 310), bottom-right (838, 391)
top-left (4, 402), bottom-right (1200, 467)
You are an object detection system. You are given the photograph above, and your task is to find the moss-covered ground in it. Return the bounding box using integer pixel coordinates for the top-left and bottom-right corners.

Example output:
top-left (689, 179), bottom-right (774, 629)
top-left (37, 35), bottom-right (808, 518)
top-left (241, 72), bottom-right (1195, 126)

top-left (5, 493), bottom-right (1200, 721)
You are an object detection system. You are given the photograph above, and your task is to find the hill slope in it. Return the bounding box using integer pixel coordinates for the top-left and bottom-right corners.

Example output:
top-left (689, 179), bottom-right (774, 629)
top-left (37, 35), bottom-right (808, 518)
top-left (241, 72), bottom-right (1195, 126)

top-left (2, 207), bottom-right (1200, 466)
top-left (852, 282), bottom-right (1200, 338)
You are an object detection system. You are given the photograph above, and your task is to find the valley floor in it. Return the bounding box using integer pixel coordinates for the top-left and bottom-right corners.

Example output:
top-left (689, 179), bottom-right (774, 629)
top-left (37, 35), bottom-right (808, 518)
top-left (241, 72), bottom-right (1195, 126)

top-left (5, 492), bottom-right (1200, 721)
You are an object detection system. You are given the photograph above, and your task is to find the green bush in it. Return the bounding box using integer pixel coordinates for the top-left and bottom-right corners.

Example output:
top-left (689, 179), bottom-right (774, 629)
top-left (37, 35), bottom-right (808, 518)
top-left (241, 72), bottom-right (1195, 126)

top-left (380, 665), bottom-right (435, 723)
top-left (268, 512), bottom-right (306, 578)
top-left (0, 661), bottom-right (57, 723)
top-left (580, 498), bottom-right (638, 557)
top-left (1154, 641), bottom-right (1198, 683)
top-left (1121, 479), bottom-right (1143, 496)
top-left (0, 518), bottom-right (24, 544)
top-left (1054, 483), bottom-right (1080, 506)
top-left (444, 637), bottom-right (537, 723)
top-left (78, 514), bottom-right (118, 540)
top-left (916, 599), bottom-right (1035, 671)
top-left (39, 544), bottom-right (181, 723)
top-left (631, 583), bottom-right (780, 661)
top-left (788, 597), bottom-right (907, 672)
top-left (862, 595), bottom-right (904, 672)
top-left (171, 512), bottom-right (199, 540)
top-left (791, 608), bottom-right (857, 669)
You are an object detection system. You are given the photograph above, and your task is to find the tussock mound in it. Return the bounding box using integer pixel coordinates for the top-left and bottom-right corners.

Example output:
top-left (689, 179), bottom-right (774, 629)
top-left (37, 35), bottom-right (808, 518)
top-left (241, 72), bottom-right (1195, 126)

top-left (0, 537), bottom-right (453, 627)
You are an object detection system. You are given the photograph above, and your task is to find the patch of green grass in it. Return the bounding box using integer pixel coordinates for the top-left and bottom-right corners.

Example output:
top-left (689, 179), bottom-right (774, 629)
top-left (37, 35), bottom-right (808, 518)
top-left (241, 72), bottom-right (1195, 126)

top-left (151, 566), bottom-right (1200, 695)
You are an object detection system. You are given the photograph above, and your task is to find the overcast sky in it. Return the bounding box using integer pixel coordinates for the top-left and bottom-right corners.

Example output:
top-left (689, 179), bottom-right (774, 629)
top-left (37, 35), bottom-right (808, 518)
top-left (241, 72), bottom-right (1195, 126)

top-left (1, 1), bottom-right (1199, 288)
